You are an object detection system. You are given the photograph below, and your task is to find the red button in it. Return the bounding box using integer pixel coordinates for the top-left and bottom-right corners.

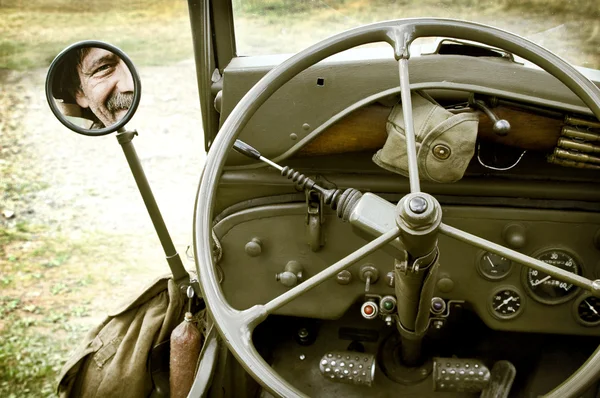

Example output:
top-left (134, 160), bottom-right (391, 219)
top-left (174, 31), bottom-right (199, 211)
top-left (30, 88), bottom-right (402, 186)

top-left (363, 304), bottom-right (374, 315)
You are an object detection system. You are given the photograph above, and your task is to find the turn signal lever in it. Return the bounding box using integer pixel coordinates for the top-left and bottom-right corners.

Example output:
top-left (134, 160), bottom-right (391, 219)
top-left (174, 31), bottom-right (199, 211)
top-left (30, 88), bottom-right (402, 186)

top-left (233, 140), bottom-right (363, 221)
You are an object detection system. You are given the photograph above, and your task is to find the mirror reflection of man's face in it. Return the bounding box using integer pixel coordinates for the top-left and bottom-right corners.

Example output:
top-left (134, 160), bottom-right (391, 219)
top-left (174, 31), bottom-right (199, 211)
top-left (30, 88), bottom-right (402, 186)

top-left (74, 48), bottom-right (134, 127)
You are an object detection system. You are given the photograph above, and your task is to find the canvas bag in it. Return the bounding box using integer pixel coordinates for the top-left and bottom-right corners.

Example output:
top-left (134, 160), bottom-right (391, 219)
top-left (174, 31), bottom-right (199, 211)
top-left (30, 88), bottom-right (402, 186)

top-left (373, 92), bottom-right (479, 183)
top-left (57, 274), bottom-right (187, 397)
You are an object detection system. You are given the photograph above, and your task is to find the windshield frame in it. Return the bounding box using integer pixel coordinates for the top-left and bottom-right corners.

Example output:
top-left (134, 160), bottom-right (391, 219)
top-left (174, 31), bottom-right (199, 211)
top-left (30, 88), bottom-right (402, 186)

top-left (211, 1), bottom-right (237, 72)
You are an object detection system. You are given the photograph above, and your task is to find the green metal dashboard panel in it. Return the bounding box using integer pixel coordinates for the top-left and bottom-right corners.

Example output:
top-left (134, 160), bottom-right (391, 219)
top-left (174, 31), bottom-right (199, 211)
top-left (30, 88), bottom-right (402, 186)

top-left (214, 203), bottom-right (600, 336)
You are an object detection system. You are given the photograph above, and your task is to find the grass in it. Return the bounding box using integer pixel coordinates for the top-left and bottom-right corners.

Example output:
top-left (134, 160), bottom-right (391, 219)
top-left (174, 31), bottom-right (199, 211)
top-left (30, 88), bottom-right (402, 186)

top-left (0, 218), bottom-right (141, 396)
top-left (0, 301), bottom-right (88, 396)
top-left (0, 0), bottom-right (193, 69)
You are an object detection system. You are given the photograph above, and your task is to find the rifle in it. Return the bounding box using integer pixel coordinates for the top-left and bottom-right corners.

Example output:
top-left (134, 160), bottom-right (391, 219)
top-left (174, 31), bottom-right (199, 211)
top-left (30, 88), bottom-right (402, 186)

top-left (297, 100), bottom-right (600, 169)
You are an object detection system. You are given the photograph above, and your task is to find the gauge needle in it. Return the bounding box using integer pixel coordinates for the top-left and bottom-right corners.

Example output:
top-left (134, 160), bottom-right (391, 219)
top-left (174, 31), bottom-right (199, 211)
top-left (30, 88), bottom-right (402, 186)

top-left (531, 275), bottom-right (552, 286)
top-left (584, 300), bottom-right (599, 316)
top-left (495, 296), bottom-right (515, 311)
top-left (486, 256), bottom-right (495, 268)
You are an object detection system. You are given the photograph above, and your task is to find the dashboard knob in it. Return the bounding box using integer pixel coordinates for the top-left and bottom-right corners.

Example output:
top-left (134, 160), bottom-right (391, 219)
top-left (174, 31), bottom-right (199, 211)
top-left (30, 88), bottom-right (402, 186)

top-left (276, 271), bottom-right (298, 287)
top-left (276, 260), bottom-right (303, 287)
top-left (502, 224), bottom-right (527, 249)
top-left (493, 119), bottom-right (511, 136)
top-left (245, 238), bottom-right (262, 257)
top-left (336, 270), bottom-right (352, 285)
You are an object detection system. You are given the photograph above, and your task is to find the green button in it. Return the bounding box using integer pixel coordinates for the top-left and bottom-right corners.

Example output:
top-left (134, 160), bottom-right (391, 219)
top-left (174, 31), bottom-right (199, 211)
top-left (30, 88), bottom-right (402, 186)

top-left (383, 300), bottom-right (394, 310)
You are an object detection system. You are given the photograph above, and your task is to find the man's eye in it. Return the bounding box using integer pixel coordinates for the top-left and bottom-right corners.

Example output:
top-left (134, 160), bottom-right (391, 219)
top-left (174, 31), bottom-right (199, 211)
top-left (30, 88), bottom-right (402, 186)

top-left (92, 63), bottom-right (115, 76)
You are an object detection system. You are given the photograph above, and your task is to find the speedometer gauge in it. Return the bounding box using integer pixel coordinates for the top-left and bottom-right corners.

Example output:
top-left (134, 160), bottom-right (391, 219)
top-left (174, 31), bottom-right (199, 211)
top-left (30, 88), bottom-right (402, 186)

top-left (523, 250), bottom-right (581, 305)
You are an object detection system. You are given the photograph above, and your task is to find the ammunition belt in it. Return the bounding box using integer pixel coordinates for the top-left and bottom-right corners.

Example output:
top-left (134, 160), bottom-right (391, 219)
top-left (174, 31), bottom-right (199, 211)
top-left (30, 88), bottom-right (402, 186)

top-left (547, 117), bottom-right (600, 170)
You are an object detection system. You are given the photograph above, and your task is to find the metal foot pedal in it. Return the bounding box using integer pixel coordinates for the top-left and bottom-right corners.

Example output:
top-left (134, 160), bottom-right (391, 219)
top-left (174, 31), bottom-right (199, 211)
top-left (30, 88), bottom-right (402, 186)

top-left (433, 357), bottom-right (516, 397)
top-left (319, 351), bottom-right (376, 386)
top-left (480, 360), bottom-right (516, 398)
top-left (433, 357), bottom-right (491, 393)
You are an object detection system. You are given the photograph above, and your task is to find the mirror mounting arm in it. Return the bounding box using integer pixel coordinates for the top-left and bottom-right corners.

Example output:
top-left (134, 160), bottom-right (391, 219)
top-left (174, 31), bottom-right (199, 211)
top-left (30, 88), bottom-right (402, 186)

top-left (116, 129), bottom-right (198, 294)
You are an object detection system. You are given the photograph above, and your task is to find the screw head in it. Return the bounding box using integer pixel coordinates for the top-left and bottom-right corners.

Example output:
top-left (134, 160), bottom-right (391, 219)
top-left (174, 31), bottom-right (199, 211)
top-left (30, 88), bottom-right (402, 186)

top-left (298, 328), bottom-right (309, 339)
top-left (409, 196), bottom-right (428, 214)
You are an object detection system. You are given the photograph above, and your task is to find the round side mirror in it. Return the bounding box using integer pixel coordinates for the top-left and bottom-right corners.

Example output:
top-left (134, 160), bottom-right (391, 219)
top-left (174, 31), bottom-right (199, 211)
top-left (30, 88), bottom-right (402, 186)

top-left (45, 41), bottom-right (142, 136)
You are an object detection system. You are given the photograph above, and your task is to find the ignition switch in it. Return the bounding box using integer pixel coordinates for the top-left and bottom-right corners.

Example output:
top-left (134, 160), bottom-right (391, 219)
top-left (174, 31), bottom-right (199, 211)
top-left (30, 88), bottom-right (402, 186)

top-left (276, 260), bottom-right (304, 287)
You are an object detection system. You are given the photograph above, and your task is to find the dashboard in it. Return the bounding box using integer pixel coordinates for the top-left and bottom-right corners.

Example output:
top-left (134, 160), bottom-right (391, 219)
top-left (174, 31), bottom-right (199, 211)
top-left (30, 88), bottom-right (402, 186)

top-left (214, 199), bottom-right (600, 336)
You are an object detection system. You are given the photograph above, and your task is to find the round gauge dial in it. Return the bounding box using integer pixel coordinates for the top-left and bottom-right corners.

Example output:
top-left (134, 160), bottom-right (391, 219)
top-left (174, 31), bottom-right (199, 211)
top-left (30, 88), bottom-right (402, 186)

top-left (523, 250), bottom-right (581, 305)
top-left (575, 296), bottom-right (600, 326)
top-left (490, 288), bottom-right (523, 320)
top-left (478, 252), bottom-right (512, 280)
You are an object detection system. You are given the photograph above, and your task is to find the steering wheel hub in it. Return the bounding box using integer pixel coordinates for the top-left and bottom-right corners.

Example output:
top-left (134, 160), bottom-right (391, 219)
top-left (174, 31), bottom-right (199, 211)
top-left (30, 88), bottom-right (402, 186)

top-left (396, 192), bottom-right (441, 230)
top-left (409, 196), bottom-right (428, 213)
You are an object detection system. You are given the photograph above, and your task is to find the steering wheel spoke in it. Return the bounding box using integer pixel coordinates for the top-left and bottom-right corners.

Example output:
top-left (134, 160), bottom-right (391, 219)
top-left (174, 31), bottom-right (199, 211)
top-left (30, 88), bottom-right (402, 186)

top-left (439, 223), bottom-right (600, 296)
top-left (398, 56), bottom-right (421, 193)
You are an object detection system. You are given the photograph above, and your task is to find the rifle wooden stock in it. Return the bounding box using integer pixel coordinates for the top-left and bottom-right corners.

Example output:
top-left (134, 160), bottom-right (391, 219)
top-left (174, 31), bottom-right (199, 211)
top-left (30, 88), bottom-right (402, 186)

top-left (297, 104), bottom-right (563, 157)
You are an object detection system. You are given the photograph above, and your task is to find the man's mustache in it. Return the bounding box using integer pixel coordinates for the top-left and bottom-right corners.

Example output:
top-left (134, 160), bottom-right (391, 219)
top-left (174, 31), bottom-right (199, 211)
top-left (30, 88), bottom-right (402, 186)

top-left (106, 92), bottom-right (133, 113)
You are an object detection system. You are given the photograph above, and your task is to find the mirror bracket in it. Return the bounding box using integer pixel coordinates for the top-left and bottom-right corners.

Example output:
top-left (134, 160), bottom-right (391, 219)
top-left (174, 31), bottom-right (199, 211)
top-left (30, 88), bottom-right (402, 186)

top-left (116, 129), bottom-right (138, 145)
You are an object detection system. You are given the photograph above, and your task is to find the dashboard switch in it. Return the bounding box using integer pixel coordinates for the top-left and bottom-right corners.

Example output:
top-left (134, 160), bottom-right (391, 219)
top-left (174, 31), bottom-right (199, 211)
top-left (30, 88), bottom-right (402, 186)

top-left (431, 297), bottom-right (447, 315)
top-left (359, 264), bottom-right (379, 293)
top-left (380, 296), bottom-right (397, 314)
top-left (361, 301), bottom-right (379, 320)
